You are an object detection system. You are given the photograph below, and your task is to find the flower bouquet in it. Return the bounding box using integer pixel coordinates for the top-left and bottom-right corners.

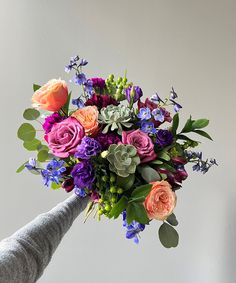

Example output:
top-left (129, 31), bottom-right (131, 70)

top-left (17, 55), bottom-right (217, 247)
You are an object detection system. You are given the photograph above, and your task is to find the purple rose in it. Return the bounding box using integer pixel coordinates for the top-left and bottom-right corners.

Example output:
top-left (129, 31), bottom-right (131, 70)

top-left (156, 130), bottom-right (173, 147)
top-left (74, 136), bottom-right (101, 159)
top-left (71, 160), bottom-right (95, 189)
top-left (122, 129), bottom-right (157, 163)
top-left (43, 112), bottom-right (65, 134)
top-left (125, 85), bottom-right (143, 103)
top-left (95, 133), bottom-right (121, 150)
top-left (46, 117), bottom-right (85, 158)
top-left (85, 93), bottom-right (119, 109)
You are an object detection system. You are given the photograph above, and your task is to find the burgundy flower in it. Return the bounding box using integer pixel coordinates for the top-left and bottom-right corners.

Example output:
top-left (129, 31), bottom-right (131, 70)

top-left (62, 178), bottom-right (75, 193)
top-left (43, 112), bottom-right (65, 134)
top-left (85, 93), bottom-right (119, 109)
top-left (95, 133), bottom-right (121, 150)
top-left (90, 77), bottom-right (106, 89)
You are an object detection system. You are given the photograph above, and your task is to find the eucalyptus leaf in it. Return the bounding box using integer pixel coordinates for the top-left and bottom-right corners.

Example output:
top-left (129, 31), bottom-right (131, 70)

top-left (33, 84), bottom-right (41, 92)
top-left (158, 222), bottom-right (179, 248)
top-left (166, 213), bottom-right (178, 226)
top-left (109, 196), bottom-right (128, 219)
top-left (37, 150), bottom-right (49, 162)
top-left (23, 108), bottom-right (40, 120)
top-left (138, 165), bottom-right (161, 183)
top-left (17, 123), bottom-right (36, 141)
top-left (23, 139), bottom-right (41, 151)
top-left (150, 159), bottom-right (163, 165)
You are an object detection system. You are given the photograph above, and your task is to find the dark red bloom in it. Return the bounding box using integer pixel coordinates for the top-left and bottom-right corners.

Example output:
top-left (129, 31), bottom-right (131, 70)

top-left (85, 93), bottom-right (119, 109)
top-left (90, 77), bottom-right (106, 89)
top-left (95, 133), bottom-right (121, 150)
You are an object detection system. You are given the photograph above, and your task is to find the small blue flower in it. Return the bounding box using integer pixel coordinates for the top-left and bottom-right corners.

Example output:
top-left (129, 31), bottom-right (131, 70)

top-left (170, 99), bottom-right (182, 112)
top-left (170, 87), bottom-right (178, 99)
top-left (150, 93), bottom-right (164, 104)
top-left (137, 107), bottom-right (152, 120)
top-left (84, 79), bottom-right (94, 98)
top-left (74, 187), bottom-right (87, 198)
top-left (25, 158), bottom-right (37, 170)
top-left (72, 97), bottom-right (85, 108)
top-left (41, 159), bottom-right (66, 187)
top-left (140, 121), bottom-right (157, 134)
top-left (152, 108), bottom-right (165, 122)
top-left (79, 58), bottom-right (88, 66)
top-left (73, 73), bottom-right (87, 85)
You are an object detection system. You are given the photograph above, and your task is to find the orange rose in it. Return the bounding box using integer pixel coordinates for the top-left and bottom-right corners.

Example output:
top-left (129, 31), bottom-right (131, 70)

top-left (32, 79), bottom-right (68, 112)
top-left (72, 106), bottom-right (99, 136)
top-left (144, 180), bottom-right (176, 221)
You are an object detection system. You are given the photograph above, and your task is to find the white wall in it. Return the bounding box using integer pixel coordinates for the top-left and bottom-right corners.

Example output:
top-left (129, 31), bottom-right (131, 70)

top-left (0, 1), bottom-right (235, 282)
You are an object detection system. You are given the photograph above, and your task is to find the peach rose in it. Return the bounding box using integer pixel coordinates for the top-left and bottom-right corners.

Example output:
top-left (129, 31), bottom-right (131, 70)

top-left (32, 79), bottom-right (68, 112)
top-left (144, 180), bottom-right (176, 221)
top-left (72, 106), bottom-right (99, 136)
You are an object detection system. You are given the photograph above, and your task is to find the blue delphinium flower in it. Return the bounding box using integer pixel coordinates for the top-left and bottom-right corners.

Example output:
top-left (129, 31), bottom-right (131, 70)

top-left (150, 93), bottom-right (164, 104)
top-left (25, 157), bottom-right (37, 170)
top-left (65, 55), bottom-right (80, 73)
top-left (170, 87), bottom-right (178, 99)
top-left (79, 58), bottom-right (88, 67)
top-left (84, 79), bottom-right (94, 98)
top-left (41, 159), bottom-right (66, 187)
top-left (152, 108), bottom-right (165, 122)
top-left (74, 187), bottom-right (87, 198)
top-left (73, 73), bottom-right (87, 85)
top-left (122, 211), bottom-right (145, 244)
top-left (140, 121), bottom-right (157, 134)
top-left (170, 99), bottom-right (182, 112)
top-left (72, 97), bottom-right (85, 108)
top-left (137, 107), bottom-right (152, 120)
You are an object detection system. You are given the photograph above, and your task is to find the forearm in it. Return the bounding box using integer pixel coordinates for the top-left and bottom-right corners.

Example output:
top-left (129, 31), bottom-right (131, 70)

top-left (0, 194), bottom-right (88, 283)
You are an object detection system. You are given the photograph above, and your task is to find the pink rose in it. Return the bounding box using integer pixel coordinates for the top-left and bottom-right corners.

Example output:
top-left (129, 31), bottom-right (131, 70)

top-left (144, 181), bottom-right (176, 221)
top-left (46, 117), bottom-right (85, 158)
top-left (122, 129), bottom-right (157, 163)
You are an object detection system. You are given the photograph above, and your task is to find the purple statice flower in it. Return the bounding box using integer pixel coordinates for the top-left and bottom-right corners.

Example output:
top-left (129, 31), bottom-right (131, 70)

top-left (25, 157), bottom-right (37, 170)
top-left (85, 93), bottom-right (119, 109)
top-left (72, 97), bottom-right (85, 108)
top-left (155, 129), bottom-right (173, 147)
top-left (150, 93), bottom-right (165, 104)
top-left (74, 136), bottom-right (101, 160)
top-left (137, 107), bottom-right (152, 120)
top-left (152, 108), bottom-right (165, 123)
top-left (90, 77), bottom-right (106, 89)
top-left (71, 160), bottom-right (95, 189)
top-left (170, 87), bottom-right (178, 99)
top-left (73, 73), bottom-right (87, 85)
top-left (122, 211), bottom-right (145, 244)
top-left (125, 85), bottom-right (143, 103)
top-left (170, 99), bottom-right (182, 112)
top-left (95, 133), bottom-right (121, 150)
top-left (43, 113), bottom-right (65, 134)
top-left (41, 159), bottom-right (66, 187)
top-left (74, 187), bottom-right (87, 197)
top-left (140, 121), bottom-right (157, 134)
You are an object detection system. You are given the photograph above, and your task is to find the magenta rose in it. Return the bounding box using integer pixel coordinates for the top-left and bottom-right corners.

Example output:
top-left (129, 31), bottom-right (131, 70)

top-left (46, 117), bottom-right (85, 158)
top-left (122, 129), bottom-right (157, 163)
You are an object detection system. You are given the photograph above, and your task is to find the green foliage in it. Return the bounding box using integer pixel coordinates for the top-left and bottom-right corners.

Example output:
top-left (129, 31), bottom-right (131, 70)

top-left (16, 162), bottom-right (27, 173)
top-left (126, 202), bottom-right (149, 224)
top-left (116, 174), bottom-right (135, 190)
top-left (23, 108), bottom-right (40, 120)
top-left (158, 151), bottom-right (171, 161)
top-left (171, 113), bottom-right (179, 135)
top-left (37, 144), bottom-right (49, 152)
top-left (193, 130), bottom-right (213, 140)
top-left (23, 139), bottom-right (41, 151)
top-left (17, 123), bottom-right (36, 141)
top-left (150, 159), bottom-right (163, 165)
top-left (33, 84), bottom-right (41, 92)
top-left (130, 184), bottom-right (152, 202)
top-left (181, 116), bottom-right (193, 133)
top-left (61, 91), bottom-right (71, 116)
top-left (51, 182), bottom-right (61, 190)
top-left (166, 213), bottom-right (178, 226)
top-left (192, 119), bottom-right (209, 129)
top-left (138, 165), bottom-right (161, 183)
top-left (109, 196), bottom-right (128, 219)
top-left (37, 150), bottom-right (49, 162)
top-left (158, 222), bottom-right (179, 248)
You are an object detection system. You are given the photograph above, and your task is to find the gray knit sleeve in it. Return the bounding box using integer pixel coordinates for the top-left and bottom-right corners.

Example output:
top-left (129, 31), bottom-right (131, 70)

top-left (0, 194), bottom-right (88, 283)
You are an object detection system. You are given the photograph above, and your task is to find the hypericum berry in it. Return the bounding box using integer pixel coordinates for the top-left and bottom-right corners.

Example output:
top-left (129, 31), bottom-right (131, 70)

top-left (110, 174), bottom-right (116, 183)
top-left (102, 175), bottom-right (108, 182)
top-left (98, 209), bottom-right (103, 216)
top-left (110, 186), bottom-right (117, 193)
top-left (111, 196), bottom-right (117, 203)
top-left (105, 204), bottom-right (111, 212)
top-left (117, 188), bottom-right (123, 194)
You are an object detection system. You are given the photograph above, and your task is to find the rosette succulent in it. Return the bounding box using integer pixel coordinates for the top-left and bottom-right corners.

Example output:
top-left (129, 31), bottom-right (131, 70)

top-left (99, 105), bottom-right (132, 135)
top-left (106, 144), bottom-right (140, 177)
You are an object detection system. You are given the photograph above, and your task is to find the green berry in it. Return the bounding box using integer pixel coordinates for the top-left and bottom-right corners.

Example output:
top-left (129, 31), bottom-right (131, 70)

top-left (108, 74), bottom-right (114, 81)
top-left (117, 77), bottom-right (122, 83)
top-left (110, 174), bottom-right (116, 183)
top-left (98, 209), bottom-right (103, 216)
top-left (117, 188), bottom-right (123, 194)
top-left (111, 196), bottom-right (117, 203)
top-left (110, 186), bottom-right (116, 193)
top-left (102, 175), bottom-right (108, 182)
top-left (105, 204), bottom-right (111, 212)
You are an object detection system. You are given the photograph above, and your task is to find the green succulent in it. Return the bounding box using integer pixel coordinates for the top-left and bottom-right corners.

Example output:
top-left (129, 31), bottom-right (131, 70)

top-left (99, 105), bottom-right (133, 135)
top-left (106, 144), bottom-right (140, 177)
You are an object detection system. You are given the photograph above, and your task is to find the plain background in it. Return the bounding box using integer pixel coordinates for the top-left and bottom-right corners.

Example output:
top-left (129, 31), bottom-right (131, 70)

top-left (0, 0), bottom-right (235, 282)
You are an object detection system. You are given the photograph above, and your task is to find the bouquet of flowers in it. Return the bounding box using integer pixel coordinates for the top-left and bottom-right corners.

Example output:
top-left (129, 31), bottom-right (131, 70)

top-left (17, 55), bottom-right (217, 247)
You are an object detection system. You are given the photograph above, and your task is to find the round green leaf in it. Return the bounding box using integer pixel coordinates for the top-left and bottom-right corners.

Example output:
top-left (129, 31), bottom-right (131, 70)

top-left (37, 150), bottom-right (49, 162)
top-left (23, 139), bottom-right (41, 151)
top-left (158, 222), bottom-right (179, 248)
top-left (23, 108), bottom-right (40, 120)
top-left (17, 123), bottom-right (36, 141)
top-left (166, 213), bottom-right (178, 226)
